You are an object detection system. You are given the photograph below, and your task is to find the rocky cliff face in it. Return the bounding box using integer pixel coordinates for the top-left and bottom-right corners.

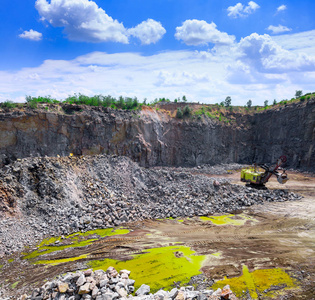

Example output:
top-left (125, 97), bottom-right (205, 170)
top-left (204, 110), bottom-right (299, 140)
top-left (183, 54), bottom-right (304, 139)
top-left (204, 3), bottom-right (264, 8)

top-left (0, 100), bottom-right (314, 170)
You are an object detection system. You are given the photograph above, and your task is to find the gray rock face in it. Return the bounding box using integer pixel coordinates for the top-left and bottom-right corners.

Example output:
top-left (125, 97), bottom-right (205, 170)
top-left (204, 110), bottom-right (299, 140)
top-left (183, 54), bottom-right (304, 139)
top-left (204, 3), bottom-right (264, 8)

top-left (0, 100), bottom-right (314, 171)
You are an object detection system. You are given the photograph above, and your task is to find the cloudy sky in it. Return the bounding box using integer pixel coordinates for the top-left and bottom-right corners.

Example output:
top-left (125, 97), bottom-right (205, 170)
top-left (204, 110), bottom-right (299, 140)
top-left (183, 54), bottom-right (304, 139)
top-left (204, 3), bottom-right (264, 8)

top-left (1, 0), bottom-right (315, 105)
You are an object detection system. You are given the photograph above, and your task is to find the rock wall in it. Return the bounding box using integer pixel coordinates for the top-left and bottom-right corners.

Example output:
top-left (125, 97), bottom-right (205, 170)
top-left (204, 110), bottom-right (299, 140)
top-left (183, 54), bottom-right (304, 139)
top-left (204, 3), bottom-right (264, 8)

top-left (0, 100), bottom-right (314, 170)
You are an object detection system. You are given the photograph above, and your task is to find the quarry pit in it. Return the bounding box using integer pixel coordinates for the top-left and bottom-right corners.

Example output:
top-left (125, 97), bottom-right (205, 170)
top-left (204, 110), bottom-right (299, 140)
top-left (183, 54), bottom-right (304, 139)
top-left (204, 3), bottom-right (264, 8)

top-left (0, 101), bottom-right (314, 299)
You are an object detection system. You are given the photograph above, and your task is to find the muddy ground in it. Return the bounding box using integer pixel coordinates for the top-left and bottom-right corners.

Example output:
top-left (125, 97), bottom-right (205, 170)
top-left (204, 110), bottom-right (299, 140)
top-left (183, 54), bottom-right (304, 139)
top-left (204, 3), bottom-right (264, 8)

top-left (0, 170), bottom-right (314, 299)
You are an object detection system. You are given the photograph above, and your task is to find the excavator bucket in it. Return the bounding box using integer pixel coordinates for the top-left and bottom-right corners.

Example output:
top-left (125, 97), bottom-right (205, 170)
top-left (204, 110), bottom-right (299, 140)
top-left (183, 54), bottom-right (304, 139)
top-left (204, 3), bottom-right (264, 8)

top-left (277, 172), bottom-right (289, 184)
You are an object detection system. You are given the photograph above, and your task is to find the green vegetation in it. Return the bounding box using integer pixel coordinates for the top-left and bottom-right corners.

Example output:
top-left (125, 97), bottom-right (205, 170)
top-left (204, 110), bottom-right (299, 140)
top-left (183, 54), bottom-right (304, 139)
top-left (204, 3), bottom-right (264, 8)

top-left (1, 91), bottom-right (314, 117)
top-left (11, 281), bottom-right (20, 289)
top-left (0, 100), bottom-right (17, 109)
top-left (176, 107), bottom-right (183, 118)
top-left (23, 227), bottom-right (129, 261)
top-left (89, 245), bottom-right (206, 292)
top-left (224, 96), bottom-right (232, 107)
top-left (212, 265), bottom-right (296, 299)
top-left (199, 213), bottom-right (258, 226)
top-left (295, 90), bottom-right (303, 99)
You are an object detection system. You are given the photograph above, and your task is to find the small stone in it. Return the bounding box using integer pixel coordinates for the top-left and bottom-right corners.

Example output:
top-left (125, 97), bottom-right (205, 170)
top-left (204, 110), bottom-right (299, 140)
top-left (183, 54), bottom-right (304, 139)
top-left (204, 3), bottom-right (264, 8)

top-left (58, 282), bottom-right (69, 293)
top-left (100, 279), bottom-right (109, 288)
top-left (92, 287), bottom-right (99, 298)
top-left (221, 285), bottom-right (232, 299)
top-left (135, 284), bottom-right (150, 296)
top-left (168, 288), bottom-right (178, 300)
top-left (119, 269), bottom-right (131, 276)
top-left (116, 287), bottom-right (128, 297)
top-left (84, 269), bottom-right (93, 277)
top-left (106, 266), bottom-right (118, 278)
top-left (76, 274), bottom-right (86, 287)
top-left (175, 291), bottom-right (185, 300)
top-left (78, 282), bottom-right (91, 295)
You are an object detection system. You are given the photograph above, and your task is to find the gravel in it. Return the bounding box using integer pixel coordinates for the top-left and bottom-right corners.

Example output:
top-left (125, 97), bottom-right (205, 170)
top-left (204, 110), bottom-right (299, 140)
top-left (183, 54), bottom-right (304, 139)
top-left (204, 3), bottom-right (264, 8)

top-left (0, 155), bottom-right (302, 256)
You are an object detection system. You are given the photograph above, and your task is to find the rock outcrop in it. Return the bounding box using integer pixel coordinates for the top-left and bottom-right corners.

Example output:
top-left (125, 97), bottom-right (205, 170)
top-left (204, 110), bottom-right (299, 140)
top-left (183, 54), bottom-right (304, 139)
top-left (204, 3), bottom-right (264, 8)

top-left (0, 99), bottom-right (314, 170)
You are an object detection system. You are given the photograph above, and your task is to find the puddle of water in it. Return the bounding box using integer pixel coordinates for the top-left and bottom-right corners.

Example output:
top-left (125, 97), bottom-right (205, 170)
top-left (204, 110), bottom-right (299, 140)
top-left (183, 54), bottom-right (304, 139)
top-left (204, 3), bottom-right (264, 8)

top-left (89, 245), bottom-right (206, 292)
top-left (211, 265), bottom-right (296, 299)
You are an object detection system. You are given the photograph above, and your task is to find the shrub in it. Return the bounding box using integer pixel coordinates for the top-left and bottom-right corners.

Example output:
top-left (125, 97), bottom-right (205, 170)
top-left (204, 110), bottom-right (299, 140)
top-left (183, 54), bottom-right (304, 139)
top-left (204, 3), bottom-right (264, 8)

top-left (1, 100), bottom-right (16, 109)
top-left (183, 105), bottom-right (191, 116)
top-left (300, 96), bottom-right (306, 101)
top-left (176, 108), bottom-right (183, 118)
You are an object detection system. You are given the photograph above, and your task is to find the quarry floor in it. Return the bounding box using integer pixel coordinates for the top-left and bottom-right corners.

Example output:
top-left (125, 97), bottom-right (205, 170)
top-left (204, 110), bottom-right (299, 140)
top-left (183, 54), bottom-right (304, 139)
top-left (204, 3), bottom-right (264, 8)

top-left (1, 170), bottom-right (315, 299)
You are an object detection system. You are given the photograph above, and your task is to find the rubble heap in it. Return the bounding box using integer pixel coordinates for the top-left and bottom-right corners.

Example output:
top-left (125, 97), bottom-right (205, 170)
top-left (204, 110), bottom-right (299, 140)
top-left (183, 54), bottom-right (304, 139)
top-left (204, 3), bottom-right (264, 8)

top-left (19, 267), bottom-right (238, 300)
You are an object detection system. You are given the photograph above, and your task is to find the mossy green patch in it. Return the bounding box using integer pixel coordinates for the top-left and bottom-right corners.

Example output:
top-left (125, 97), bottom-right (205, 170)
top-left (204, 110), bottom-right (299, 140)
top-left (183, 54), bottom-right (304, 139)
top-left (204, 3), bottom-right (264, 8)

top-left (200, 214), bottom-right (257, 226)
top-left (212, 265), bottom-right (296, 299)
top-left (23, 227), bottom-right (130, 261)
top-left (89, 245), bottom-right (206, 292)
top-left (210, 252), bottom-right (222, 257)
top-left (8, 259), bottom-right (14, 263)
top-left (11, 281), bottom-right (19, 289)
top-left (35, 254), bottom-right (88, 266)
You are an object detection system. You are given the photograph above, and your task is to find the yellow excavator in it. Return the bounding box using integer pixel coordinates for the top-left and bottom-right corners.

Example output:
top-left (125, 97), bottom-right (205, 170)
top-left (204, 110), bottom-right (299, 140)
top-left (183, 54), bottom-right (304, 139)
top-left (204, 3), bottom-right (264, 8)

top-left (241, 155), bottom-right (289, 186)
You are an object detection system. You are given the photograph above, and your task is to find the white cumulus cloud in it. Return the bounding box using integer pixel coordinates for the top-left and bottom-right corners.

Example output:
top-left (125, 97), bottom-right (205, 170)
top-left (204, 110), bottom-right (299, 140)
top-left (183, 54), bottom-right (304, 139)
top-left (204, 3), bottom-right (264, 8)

top-left (35, 0), bottom-right (165, 45)
top-left (35, 0), bottom-right (129, 43)
top-left (175, 19), bottom-right (235, 46)
top-left (227, 1), bottom-right (260, 18)
top-left (267, 25), bottom-right (291, 34)
top-left (19, 29), bottom-right (43, 41)
top-left (236, 33), bottom-right (315, 73)
top-left (128, 19), bottom-right (166, 45)
top-left (277, 5), bottom-right (287, 12)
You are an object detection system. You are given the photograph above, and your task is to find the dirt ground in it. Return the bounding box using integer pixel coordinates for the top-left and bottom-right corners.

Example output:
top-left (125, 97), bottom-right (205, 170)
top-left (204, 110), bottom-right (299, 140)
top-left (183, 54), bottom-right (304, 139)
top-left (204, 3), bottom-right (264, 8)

top-left (1, 170), bottom-right (314, 299)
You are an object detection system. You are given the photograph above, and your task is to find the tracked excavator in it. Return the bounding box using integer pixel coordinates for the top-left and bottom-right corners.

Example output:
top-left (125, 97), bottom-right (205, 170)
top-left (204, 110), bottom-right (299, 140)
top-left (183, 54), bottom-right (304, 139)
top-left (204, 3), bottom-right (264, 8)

top-left (241, 155), bottom-right (289, 186)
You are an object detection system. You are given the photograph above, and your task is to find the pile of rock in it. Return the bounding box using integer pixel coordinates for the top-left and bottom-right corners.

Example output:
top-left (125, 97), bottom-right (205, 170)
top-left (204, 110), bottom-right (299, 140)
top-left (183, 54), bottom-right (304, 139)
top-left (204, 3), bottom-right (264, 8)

top-left (19, 267), bottom-right (237, 300)
top-left (0, 155), bottom-right (302, 255)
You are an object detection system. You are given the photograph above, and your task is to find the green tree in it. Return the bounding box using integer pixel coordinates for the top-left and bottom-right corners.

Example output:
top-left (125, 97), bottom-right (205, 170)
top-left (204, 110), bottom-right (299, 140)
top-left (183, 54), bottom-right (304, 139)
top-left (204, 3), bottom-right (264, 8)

top-left (224, 96), bottom-right (231, 107)
top-left (246, 100), bottom-right (252, 108)
top-left (182, 95), bottom-right (187, 102)
top-left (295, 90), bottom-right (303, 99)
top-left (273, 99), bottom-right (277, 105)
top-left (264, 100), bottom-right (268, 107)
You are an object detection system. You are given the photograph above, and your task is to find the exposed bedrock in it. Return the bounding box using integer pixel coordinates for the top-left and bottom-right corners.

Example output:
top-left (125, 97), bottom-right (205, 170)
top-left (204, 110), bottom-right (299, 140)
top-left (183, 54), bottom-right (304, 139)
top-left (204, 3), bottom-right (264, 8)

top-left (0, 99), bottom-right (314, 170)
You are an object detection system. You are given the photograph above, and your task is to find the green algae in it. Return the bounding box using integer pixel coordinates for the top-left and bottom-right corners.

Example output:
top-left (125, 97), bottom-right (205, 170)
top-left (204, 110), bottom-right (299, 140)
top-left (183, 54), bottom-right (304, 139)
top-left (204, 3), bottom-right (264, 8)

top-left (211, 265), bottom-right (296, 299)
top-left (35, 254), bottom-right (88, 266)
top-left (11, 281), bottom-right (19, 289)
top-left (200, 214), bottom-right (257, 226)
top-left (23, 227), bottom-right (130, 261)
top-left (210, 252), bottom-right (222, 257)
top-left (89, 245), bottom-right (206, 292)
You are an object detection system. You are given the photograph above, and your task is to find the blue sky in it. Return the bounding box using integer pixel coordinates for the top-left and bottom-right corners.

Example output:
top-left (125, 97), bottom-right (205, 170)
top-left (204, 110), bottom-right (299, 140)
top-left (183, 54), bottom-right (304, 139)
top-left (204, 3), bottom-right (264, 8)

top-left (1, 0), bottom-right (315, 105)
